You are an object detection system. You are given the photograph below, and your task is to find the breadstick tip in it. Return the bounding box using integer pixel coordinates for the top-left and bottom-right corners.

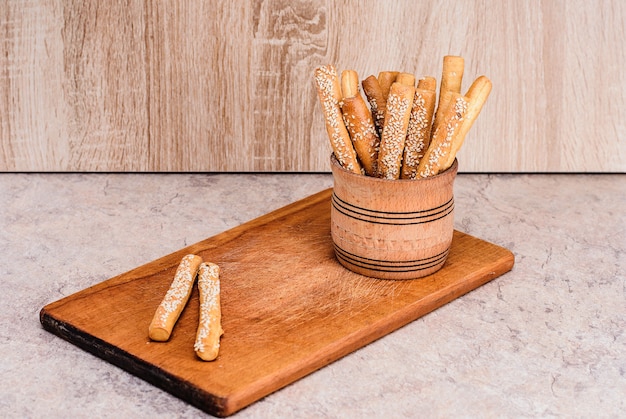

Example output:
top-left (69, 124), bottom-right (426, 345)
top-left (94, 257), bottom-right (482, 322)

top-left (417, 76), bottom-right (437, 91)
top-left (148, 327), bottom-right (170, 342)
top-left (440, 56), bottom-right (465, 95)
top-left (466, 75), bottom-right (492, 99)
top-left (377, 71), bottom-right (399, 99)
top-left (341, 69), bottom-right (360, 99)
top-left (396, 72), bottom-right (416, 87)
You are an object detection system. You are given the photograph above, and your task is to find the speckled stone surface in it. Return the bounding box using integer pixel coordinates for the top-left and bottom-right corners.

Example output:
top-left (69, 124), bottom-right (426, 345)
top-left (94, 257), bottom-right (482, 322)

top-left (1, 172), bottom-right (624, 418)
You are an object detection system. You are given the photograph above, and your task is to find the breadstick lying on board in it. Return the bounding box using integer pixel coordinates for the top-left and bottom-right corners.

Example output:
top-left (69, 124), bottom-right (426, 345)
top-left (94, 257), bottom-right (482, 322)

top-left (362, 75), bottom-right (387, 135)
top-left (377, 82), bottom-right (415, 179)
top-left (417, 93), bottom-right (469, 178)
top-left (443, 75), bottom-right (492, 170)
top-left (341, 70), bottom-right (380, 176)
top-left (314, 65), bottom-right (362, 174)
top-left (194, 262), bottom-right (223, 361)
top-left (148, 254), bottom-right (203, 342)
top-left (400, 87), bottom-right (437, 179)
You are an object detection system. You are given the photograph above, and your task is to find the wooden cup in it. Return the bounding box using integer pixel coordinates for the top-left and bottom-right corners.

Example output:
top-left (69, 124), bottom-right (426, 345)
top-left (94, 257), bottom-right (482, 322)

top-left (330, 154), bottom-right (458, 280)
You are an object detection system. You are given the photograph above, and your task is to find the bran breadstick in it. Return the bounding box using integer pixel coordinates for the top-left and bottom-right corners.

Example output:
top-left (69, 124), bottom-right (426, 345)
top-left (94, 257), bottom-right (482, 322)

top-left (377, 82), bottom-right (415, 179)
top-left (148, 254), bottom-right (203, 342)
top-left (443, 75), bottom-right (492, 170)
top-left (417, 93), bottom-right (469, 177)
top-left (400, 88), bottom-right (437, 179)
top-left (433, 56), bottom-right (465, 134)
top-left (194, 262), bottom-right (223, 361)
top-left (362, 75), bottom-right (386, 135)
top-left (341, 94), bottom-right (381, 176)
top-left (314, 65), bottom-right (362, 174)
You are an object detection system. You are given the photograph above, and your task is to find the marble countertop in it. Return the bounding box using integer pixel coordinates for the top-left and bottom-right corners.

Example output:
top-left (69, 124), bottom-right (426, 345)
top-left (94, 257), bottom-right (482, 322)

top-left (1, 172), bottom-right (624, 418)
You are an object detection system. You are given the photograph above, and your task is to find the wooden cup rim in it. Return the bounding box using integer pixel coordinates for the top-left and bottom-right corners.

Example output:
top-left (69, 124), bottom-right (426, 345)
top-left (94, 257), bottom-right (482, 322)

top-left (330, 153), bottom-right (458, 182)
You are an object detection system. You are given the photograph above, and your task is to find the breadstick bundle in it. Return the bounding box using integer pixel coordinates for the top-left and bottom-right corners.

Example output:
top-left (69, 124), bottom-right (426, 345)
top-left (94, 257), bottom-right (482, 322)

top-left (314, 56), bottom-right (491, 179)
top-left (148, 254), bottom-right (224, 362)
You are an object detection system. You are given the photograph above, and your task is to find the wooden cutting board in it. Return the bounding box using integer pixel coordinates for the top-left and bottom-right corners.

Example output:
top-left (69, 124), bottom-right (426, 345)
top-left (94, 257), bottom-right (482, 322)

top-left (40, 188), bottom-right (514, 417)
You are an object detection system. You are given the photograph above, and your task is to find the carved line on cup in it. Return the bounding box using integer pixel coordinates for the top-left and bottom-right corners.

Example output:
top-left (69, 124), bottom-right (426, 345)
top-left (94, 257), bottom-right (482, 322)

top-left (333, 244), bottom-right (449, 273)
top-left (333, 192), bottom-right (454, 216)
top-left (331, 193), bottom-right (454, 225)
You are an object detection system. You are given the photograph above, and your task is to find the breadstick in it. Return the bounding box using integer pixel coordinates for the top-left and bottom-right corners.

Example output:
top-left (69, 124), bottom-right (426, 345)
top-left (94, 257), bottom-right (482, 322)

top-left (148, 254), bottom-right (203, 342)
top-left (396, 72), bottom-right (415, 87)
top-left (400, 88), bottom-right (437, 179)
top-left (443, 75), bottom-right (492, 170)
top-left (433, 56), bottom-right (464, 134)
top-left (417, 93), bottom-right (469, 177)
top-left (433, 90), bottom-right (453, 134)
top-left (417, 76), bottom-right (437, 91)
top-left (194, 262), bottom-right (223, 361)
top-left (440, 55), bottom-right (464, 94)
top-left (377, 82), bottom-right (415, 179)
top-left (341, 70), bottom-right (359, 98)
top-left (362, 75), bottom-right (386, 135)
top-left (341, 93), bottom-right (380, 176)
top-left (378, 71), bottom-right (399, 100)
top-left (314, 65), bottom-right (362, 174)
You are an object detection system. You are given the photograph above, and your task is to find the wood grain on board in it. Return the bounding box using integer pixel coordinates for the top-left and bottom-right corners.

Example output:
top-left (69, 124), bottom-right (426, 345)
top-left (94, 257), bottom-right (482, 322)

top-left (40, 188), bottom-right (515, 416)
top-left (2, 1), bottom-right (624, 172)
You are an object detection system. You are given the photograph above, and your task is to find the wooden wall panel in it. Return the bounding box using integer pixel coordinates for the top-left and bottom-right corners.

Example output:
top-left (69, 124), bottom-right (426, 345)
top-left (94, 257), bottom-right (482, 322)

top-left (1, 0), bottom-right (625, 172)
top-left (1, 0), bottom-right (68, 170)
top-left (62, 0), bottom-right (148, 171)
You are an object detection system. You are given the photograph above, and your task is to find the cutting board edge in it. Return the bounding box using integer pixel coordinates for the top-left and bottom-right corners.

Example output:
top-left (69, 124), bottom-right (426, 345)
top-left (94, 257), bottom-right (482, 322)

top-left (39, 308), bottom-right (232, 417)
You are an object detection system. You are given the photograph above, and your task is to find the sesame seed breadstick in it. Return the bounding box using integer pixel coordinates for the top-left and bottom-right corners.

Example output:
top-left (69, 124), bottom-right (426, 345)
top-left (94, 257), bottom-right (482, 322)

top-left (194, 262), bottom-right (223, 361)
top-left (378, 71), bottom-right (399, 100)
top-left (443, 75), bottom-right (492, 170)
top-left (417, 93), bottom-right (469, 178)
top-left (432, 90), bottom-right (453, 133)
top-left (148, 254), bottom-right (203, 342)
top-left (314, 65), bottom-right (362, 174)
top-left (377, 82), bottom-right (415, 179)
top-left (340, 70), bottom-right (359, 99)
top-left (396, 72), bottom-right (416, 87)
top-left (433, 56), bottom-right (465, 135)
top-left (400, 88), bottom-right (437, 179)
top-left (362, 75), bottom-right (386, 135)
top-left (341, 93), bottom-right (381, 176)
